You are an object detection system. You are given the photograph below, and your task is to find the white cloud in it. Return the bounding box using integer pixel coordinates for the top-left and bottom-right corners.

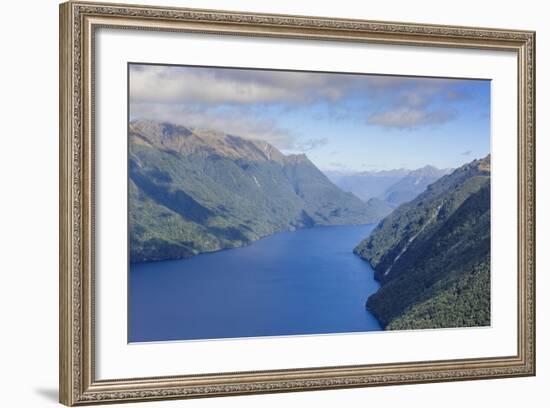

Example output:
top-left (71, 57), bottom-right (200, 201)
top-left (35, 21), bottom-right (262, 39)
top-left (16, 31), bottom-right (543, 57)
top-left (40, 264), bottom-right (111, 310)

top-left (367, 107), bottom-right (456, 129)
top-left (130, 102), bottom-right (296, 149)
top-left (129, 64), bottom-right (480, 136)
top-left (130, 65), bottom-right (300, 105)
top-left (129, 65), bottom-right (450, 107)
top-left (130, 65), bottom-right (358, 106)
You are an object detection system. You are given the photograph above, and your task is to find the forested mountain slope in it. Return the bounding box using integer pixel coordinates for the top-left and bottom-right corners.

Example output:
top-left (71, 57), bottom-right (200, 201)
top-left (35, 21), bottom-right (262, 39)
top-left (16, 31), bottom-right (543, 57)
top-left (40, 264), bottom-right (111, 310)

top-left (129, 120), bottom-right (385, 262)
top-left (354, 155), bottom-right (491, 329)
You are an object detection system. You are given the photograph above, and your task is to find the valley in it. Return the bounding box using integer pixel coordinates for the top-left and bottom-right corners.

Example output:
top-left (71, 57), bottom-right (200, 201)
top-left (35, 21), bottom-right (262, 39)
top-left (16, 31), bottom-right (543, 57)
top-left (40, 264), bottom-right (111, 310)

top-left (128, 120), bottom-right (491, 333)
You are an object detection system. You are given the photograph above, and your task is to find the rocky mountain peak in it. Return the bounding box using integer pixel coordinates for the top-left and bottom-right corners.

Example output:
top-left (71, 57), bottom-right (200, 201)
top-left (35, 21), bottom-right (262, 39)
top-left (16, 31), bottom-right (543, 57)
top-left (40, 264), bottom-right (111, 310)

top-left (130, 120), bottom-right (287, 163)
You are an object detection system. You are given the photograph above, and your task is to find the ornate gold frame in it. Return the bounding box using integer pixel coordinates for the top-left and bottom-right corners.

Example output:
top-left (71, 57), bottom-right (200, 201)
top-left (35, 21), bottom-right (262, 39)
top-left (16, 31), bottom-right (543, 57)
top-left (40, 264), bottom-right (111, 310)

top-left (59, 1), bottom-right (536, 405)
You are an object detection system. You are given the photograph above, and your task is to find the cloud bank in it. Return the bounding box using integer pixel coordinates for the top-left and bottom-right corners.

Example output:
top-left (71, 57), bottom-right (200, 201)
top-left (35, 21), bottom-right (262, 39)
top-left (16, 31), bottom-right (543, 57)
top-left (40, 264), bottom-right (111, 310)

top-left (129, 64), bottom-right (485, 150)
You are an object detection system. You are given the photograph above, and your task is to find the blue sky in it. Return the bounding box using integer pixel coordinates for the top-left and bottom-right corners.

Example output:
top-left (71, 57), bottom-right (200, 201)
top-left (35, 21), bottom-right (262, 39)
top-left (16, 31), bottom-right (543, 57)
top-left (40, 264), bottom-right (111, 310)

top-left (129, 63), bottom-right (490, 171)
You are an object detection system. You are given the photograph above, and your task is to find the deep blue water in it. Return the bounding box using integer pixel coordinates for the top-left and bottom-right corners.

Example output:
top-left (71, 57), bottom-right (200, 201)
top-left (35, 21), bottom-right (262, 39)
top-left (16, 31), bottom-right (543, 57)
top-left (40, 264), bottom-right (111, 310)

top-left (129, 224), bottom-right (382, 342)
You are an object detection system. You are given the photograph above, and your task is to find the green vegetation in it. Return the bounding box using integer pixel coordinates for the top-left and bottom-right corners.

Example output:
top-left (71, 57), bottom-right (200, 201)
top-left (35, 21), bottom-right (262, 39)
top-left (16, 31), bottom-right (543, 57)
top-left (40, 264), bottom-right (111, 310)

top-left (129, 120), bottom-right (385, 262)
top-left (354, 155), bottom-right (491, 330)
top-left (388, 260), bottom-right (490, 330)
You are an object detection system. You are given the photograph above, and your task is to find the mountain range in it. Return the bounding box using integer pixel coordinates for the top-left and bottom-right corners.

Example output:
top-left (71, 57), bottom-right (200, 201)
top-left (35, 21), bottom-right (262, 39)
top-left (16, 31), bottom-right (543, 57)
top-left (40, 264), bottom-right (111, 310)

top-left (129, 120), bottom-right (390, 262)
top-left (354, 155), bottom-right (491, 330)
top-left (326, 166), bottom-right (452, 207)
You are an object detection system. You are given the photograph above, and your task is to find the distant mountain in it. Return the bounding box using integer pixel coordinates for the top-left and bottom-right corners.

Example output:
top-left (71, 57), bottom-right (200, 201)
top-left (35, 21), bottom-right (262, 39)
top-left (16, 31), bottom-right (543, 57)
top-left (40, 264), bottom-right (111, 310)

top-left (129, 120), bottom-right (385, 262)
top-left (325, 169), bottom-right (409, 202)
top-left (354, 155), bottom-right (491, 330)
top-left (382, 166), bottom-right (453, 207)
top-left (326, 166), bottom-right (452, 207)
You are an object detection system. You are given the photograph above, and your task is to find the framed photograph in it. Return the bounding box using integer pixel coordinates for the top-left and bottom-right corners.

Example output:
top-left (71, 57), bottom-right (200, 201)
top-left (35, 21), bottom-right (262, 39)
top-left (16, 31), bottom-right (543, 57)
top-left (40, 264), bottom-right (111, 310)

top-left (59, 1), bottom-right (536, 405)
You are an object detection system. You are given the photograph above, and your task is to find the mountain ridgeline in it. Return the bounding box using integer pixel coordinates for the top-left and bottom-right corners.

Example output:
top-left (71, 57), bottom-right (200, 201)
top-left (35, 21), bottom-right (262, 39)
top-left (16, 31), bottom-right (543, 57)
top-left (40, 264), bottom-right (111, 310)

top-left (326, 169), bottom-right (409, 202)
top-left (354, 155), bottom-right (491, 330)
top-left (327, 166), bottom-right (452, 207)
top-left (129, 120), bottom-right (389, 262)
top-left (382, 165), bottom-right (453, 207)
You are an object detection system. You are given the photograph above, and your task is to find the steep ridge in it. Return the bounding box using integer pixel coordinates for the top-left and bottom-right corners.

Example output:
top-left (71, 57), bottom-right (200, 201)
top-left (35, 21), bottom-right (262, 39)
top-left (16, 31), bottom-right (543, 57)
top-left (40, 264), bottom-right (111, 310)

top-left (354, 155), bottom-right (491, 329)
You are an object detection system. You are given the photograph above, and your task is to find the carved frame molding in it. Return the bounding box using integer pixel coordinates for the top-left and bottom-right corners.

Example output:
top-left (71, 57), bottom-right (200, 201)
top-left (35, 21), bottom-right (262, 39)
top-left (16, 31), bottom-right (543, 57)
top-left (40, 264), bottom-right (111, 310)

top-left (59, 1), bottom-right (535, 405)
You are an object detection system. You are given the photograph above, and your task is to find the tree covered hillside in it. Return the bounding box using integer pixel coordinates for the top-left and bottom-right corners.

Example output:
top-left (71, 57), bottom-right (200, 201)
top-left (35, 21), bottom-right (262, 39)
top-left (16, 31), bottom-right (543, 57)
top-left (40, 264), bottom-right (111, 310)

top-left (354, 155), bottom-right (491, 329)
top-left (129, 120), bottom-right (388, 262)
